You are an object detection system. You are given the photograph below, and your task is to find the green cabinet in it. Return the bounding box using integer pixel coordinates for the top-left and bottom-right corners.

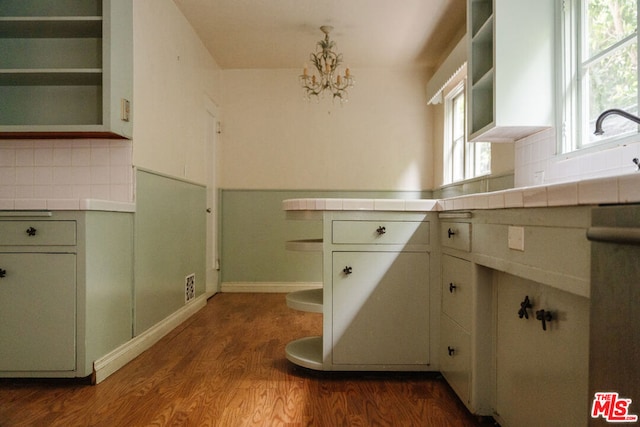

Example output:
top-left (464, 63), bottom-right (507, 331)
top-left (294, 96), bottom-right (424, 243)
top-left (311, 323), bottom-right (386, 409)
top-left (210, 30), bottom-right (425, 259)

top-left (0, 253), bottom-right (76, 371)
top-left (0, 210), bottom-right (133, 379)
top-left (331, 251), bottom-right (430, 366)
top-left (285, 210), bottom-right (436, 371)
top-left (494, 273), bottom-right (589, 427)
top-left (0, 0), bottom-right (132, 138)
top-left (467, 0), bottom-right (554, 142)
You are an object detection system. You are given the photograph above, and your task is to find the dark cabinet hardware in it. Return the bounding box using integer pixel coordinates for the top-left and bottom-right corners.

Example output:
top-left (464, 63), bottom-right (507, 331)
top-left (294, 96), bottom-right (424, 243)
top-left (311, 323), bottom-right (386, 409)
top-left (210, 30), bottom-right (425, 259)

top-left (518, 296), bottom-right (532, 319)
top-left (376, 226), bottom-right (386, 235)
top-left (447, 346), bottom-right (455, 356)
top-left (447, 228), bottom-right (456, 238)
top-left (449, 282), bottom-right (457, 293)
top-left (342, 266), bottom-right (353, 275)
top-left (535, 309), bottom-right (553, 331)
top-left (26, 227), bottom-right (37, 236)
top-left (0, 268), bottom-right (6, 278)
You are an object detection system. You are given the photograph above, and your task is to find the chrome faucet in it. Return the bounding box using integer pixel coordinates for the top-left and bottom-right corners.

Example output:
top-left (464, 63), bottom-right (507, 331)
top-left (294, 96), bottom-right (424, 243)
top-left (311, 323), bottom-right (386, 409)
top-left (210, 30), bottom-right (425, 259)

top-left (594, 108), bottom-right (640, 135)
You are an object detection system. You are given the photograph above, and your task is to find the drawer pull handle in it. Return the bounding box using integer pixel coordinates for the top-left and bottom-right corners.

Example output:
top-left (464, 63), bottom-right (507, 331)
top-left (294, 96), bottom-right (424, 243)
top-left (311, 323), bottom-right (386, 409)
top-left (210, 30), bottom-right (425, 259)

top-left (535, 309), bottom-right (553, 331)
top-left (342, 266), bottom-right (353, 275)
top-left (376, 226), bottom-right (386, 235)
top-left (447, 346), bottom-right (455, 356)
top-left (0, 268), bottom-right (6, 278)
top-left (449, 282), bottom-right (456, 293)
top-left (447, 228), bottom-right (456, 238)
top-left (26, 227), bottom-right (37, 236)
top-left (518, 295), bottom-right (532, 319)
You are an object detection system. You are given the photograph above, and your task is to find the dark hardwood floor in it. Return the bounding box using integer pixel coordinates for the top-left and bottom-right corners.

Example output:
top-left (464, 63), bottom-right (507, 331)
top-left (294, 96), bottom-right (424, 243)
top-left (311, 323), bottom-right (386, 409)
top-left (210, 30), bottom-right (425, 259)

top-left (0, 293), bottom-right (493, 426)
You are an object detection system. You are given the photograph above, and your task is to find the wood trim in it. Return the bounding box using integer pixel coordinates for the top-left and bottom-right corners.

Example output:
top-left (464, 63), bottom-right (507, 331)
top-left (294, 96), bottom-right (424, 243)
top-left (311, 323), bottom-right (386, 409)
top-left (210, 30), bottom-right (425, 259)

top-left (92, 294), bottom-right (207, 384)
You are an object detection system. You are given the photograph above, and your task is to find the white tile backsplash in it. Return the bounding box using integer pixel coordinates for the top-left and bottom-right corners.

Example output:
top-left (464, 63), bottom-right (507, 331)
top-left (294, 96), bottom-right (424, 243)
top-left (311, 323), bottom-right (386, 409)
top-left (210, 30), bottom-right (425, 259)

top-left (0, 140), bottom-right (133, 203)
top-left (516, 128), bottom-right (640, 186)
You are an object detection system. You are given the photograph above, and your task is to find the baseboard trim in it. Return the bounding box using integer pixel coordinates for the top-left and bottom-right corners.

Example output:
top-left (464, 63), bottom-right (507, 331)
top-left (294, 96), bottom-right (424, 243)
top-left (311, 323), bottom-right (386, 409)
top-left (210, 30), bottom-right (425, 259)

top-left (221, 282), bottom-right (322, 293)
top-left (93, 294), bottom-right (207, 384)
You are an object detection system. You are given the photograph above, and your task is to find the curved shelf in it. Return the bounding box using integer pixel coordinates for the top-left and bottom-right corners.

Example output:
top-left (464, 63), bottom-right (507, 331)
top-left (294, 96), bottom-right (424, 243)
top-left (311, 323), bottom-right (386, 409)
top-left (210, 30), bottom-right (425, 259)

top-left (285, 238), bottom-right (322, 252)
top-left (286, 288), bottom-right (323, 313)
top-left (285, 336), bottom-right (323, 370)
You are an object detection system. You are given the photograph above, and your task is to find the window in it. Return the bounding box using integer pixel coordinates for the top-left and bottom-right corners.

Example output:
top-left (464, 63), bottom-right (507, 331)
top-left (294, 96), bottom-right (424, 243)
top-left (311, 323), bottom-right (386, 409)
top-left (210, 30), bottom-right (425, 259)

top-left (561, 0), bottom-right (639, 152)
top-left (443, 81), bottom-right (491, 184)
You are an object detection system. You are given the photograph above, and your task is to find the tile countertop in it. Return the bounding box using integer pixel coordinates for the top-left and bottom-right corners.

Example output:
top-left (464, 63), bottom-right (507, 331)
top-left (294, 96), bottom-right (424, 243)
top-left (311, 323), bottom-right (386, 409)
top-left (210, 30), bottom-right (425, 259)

top-left (0, 198), bottom-right (135, 212)
top-left (283, 173), bottom-right (640, 212)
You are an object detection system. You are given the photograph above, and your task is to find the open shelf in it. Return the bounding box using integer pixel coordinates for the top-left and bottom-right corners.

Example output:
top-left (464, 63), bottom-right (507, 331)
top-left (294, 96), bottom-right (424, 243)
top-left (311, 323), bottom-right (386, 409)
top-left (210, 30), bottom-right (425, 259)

top-left (0, 17), bottom-right (102, 38)
top-left (286, 288), bottom-right (323, 313)
top-left (0, 0), bottom-right (132, 139)
top-left (285, 336), bottom-right (323, 370)
top-left (0, 69), bottom-right (102, 86)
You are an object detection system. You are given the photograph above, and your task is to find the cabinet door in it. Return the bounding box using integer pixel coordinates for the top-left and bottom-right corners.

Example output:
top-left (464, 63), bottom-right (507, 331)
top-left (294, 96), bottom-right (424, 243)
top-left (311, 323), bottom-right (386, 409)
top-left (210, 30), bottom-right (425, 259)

top-left (331, 251), bottom-right (429, 365)
top-left (495, 273), bottom-right (589, 427)
top-left (0, 253), bottom-right (76, 371)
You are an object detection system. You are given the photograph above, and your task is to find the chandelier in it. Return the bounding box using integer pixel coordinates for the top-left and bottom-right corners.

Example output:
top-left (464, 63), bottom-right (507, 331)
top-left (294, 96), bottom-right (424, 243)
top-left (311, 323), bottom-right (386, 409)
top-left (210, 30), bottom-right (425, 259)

top-left (299, 26), bottom-right (354, 102)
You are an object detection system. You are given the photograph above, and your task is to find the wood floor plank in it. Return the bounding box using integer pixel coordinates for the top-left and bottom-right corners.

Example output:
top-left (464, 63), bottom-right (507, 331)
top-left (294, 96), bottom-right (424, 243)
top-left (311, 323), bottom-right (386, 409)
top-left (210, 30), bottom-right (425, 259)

top-left (0, 293), bottom-right (492, 426)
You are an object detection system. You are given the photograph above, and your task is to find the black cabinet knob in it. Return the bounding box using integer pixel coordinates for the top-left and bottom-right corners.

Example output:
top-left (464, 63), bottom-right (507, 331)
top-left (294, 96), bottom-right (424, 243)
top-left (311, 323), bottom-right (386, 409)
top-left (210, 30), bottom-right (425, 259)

top-left (518, 296), bottom-right (532, 319)
top-left (342, 266), bottom-right (353, 275)
top-left (536, 309), bottom-right (553, 331)
top-left (0, 268), bottom-right (6, 278)
top-left (376, 226), bottom-right (386, 235)
top-left (447, 228), bottom-right (456, 238)
top-left (449, 282), bottom-right (457, 293)
top-left (26, 227), bottom-right (37, 236)
top-left (447, 346), bottom-right (455, 356)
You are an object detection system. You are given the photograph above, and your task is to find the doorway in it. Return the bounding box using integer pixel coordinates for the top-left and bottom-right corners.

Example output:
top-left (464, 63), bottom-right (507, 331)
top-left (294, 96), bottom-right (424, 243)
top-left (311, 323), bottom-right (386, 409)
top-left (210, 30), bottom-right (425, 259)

top-left (204, 97), bottom-right (220, 296)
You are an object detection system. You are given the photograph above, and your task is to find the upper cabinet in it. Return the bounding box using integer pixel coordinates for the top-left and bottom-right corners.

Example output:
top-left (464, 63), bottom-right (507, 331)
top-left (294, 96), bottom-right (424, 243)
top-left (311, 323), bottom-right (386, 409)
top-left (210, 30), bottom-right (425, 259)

top-left (467, 0), bottom-right (554, 143)
top-left (0, 0), bottom-right (132, 139)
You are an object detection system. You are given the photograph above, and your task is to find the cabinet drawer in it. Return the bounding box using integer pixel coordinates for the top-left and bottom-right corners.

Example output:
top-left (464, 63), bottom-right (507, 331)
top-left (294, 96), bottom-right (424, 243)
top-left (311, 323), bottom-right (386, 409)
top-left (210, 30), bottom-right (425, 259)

top-left (332, 220), bottom-right (430, 245)
top-left (440, 314), bottom-right (471, 404)
top-left (442, 255), bottom-right (473, 331)
top-left (441, 222), bottom-right (471, 251)
top-left (0, 221), bottom-right (76, 246)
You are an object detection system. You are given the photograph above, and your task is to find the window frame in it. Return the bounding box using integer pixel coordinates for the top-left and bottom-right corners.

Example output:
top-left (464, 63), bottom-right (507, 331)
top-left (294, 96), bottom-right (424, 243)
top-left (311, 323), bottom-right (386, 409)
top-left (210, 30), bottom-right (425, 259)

top-left (559, 0), bottom-right (640, 154)
top-left (443, 79), bottom-right (491, 185)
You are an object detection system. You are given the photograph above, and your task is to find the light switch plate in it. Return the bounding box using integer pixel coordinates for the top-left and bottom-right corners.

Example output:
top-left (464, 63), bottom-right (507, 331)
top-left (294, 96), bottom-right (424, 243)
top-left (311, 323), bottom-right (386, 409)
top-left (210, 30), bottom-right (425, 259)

top-left (508, 226), bottom-right (525, 251)
top-left (121, 98), bottom-right (130, 122)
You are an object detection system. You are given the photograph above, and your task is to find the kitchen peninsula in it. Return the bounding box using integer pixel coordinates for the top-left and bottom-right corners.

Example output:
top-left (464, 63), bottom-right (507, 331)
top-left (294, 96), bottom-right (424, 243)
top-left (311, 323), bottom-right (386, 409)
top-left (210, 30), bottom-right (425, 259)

top-left (282, 172), bottom-right (640, 427)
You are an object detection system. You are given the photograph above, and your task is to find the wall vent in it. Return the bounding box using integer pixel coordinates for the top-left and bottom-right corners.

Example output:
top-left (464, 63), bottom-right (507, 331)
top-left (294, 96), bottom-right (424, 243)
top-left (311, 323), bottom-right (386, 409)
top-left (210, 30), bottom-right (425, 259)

top-left (185, 273), bottom-right (195, 303)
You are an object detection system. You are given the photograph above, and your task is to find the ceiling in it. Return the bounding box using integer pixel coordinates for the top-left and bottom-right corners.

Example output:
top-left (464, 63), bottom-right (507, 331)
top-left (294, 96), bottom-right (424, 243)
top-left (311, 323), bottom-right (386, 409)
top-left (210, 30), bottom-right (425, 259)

top-left (172, 0), bottom-right (466, 70)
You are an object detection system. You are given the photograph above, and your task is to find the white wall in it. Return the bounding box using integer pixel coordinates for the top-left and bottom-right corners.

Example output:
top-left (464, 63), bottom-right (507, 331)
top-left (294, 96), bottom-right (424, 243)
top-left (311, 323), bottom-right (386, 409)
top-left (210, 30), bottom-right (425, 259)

top-left (220, 67), bottom-right (433, 191)
top-left (132, 0), bottom-right (222, 185)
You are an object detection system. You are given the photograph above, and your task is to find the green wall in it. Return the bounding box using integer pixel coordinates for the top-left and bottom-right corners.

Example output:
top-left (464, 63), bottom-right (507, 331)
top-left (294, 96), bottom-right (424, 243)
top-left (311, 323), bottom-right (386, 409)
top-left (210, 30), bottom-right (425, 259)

top-left (134, 169), bottom-right (206, 334)
top-left (219, 190), bottom-right (431, 284)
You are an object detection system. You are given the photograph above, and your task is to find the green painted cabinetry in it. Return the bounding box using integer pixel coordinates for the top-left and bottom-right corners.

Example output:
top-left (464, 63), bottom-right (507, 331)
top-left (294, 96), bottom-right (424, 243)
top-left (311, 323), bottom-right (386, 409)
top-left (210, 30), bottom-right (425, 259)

top-left (0, 252), bottom-right (76, 371)
top-left (0, 210), bottom-right (133, 379)
top-left (285, 210), bottom-right (438, 372)
top-left (0, 0), bottom-right (132, 138)
top-left (467, 0), bottom-right (554, 142)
